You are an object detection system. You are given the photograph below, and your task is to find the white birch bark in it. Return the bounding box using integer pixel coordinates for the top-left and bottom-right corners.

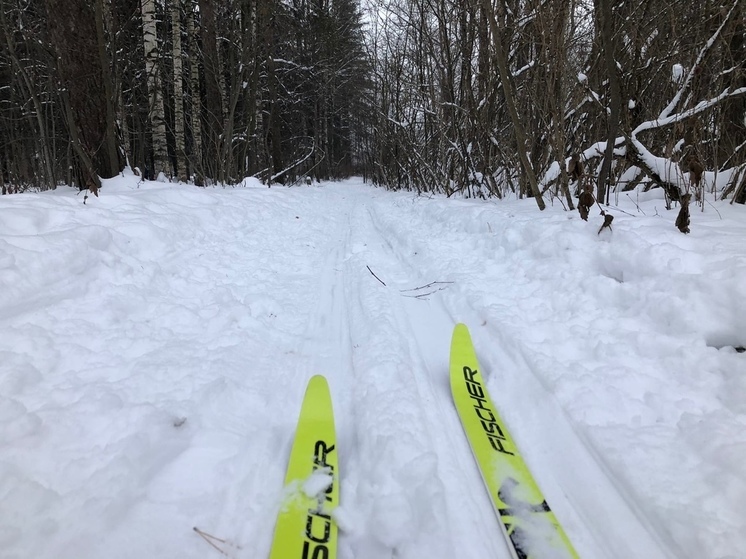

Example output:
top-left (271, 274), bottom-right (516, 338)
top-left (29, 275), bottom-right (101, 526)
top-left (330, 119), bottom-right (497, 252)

top-left (141, 0), bottom-right (169, 178)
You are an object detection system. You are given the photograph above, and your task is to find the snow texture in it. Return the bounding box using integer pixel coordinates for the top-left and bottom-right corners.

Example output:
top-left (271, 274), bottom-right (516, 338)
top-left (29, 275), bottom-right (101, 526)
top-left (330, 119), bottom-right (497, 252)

top-left (303, 468), bottom-right (334, 500)
top-left (1, 175), bottom-right (745, 559)
top-left (672, 64), bottom-right (685, 84)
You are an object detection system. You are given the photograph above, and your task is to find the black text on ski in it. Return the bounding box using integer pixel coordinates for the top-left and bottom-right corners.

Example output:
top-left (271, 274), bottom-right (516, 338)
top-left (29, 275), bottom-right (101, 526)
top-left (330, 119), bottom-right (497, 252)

top-left (301, 440), bottom-right (335, 559)
top-left (462, 366), bottom-right (514, 456)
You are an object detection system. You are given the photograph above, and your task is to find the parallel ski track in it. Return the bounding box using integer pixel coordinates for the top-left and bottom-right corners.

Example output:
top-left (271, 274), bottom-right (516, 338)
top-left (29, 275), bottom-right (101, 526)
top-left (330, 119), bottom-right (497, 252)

top-left (362, 192), bottom-right (678, 559)
top-left (351, 200), bottom-right (511, 559)
top-left (271, 186), bottom-right (675, 559)
top-left (296, 196), bottom-right (356, 424)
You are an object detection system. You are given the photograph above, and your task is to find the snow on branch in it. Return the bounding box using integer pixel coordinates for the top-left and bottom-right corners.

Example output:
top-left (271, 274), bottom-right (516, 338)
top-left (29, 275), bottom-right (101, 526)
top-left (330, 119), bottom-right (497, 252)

top-left (513, 60), bottom-right (535, 79)
top-left (538, 139), bottom-right (625, 189)
top-left (538, 82), bottom-right (746, 192)
top-left (271, 139), bottom-right (317, 182)
top-left (634, 86), bottom-right (746, 138)
top-left (660, 0), bottom-right (742, 119)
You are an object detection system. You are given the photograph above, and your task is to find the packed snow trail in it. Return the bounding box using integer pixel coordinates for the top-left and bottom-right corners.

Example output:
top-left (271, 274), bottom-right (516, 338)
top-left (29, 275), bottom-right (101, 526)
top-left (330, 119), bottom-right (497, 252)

top-left (0, 175), bottom-right (744, 559)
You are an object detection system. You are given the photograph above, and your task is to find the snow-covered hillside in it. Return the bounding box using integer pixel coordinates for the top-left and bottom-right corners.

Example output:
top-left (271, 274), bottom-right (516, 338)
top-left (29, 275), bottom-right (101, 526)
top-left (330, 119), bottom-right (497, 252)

top-left (1, 175), bottom-right (744, 558)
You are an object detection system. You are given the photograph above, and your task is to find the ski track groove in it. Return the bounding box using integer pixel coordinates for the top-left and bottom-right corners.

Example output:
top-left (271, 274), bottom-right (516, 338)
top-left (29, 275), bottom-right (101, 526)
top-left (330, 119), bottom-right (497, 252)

top-left (322, 199), bottom-right (461, 559)
top-left (496, 325), bottom-right (687, 558)
top-left (362, 193), bottom-right (676, 559)
top-left (360, 200), bottom-right (511, 559)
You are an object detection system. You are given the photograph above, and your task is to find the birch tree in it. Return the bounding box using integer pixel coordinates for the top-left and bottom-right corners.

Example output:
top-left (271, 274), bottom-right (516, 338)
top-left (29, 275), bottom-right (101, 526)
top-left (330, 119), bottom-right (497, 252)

top-left (141, 0), bottom-right (169, 178)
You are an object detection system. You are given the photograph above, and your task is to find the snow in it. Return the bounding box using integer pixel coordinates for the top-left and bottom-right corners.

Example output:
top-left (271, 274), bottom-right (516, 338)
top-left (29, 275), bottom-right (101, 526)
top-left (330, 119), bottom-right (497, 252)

top-left (1, 176), bottom-right (745, 559)
top-left (672, 64), bottom-right (685, 84)
top-left (303, 468), bottom-right (334, 499)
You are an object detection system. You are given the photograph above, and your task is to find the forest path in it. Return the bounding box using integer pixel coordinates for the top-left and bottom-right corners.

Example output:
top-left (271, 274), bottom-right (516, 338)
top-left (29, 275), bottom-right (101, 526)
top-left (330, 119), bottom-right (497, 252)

top-left (2, 177), bottom-right (728, 559)
top-left (290, 183), bottom-right (674, 558)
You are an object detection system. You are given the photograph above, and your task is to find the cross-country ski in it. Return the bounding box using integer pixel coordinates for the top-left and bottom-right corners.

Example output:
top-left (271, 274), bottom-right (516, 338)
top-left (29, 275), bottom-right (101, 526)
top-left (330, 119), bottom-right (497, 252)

top-left (450, 323), bottom-right (578, 559)
top-left (269, 375), bottom-right (338, 559)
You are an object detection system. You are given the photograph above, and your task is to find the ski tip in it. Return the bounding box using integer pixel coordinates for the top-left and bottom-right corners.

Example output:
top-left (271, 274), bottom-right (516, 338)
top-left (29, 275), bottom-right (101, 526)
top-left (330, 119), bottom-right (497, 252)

top-left (453, 322), bottom-right (471, 338)
top-left (305, 375), bottom-right (331, 397)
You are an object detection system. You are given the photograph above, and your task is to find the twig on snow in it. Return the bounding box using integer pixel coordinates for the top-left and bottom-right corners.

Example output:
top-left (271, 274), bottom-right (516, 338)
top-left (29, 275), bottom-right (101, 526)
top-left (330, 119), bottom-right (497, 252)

top-left (704, 197), bottom-right (723, 220)
top-left (625, 193), bottom-right (647, 215)
top-left (607, 204), bottom-right (637, 218)
top-left (401, 281), bottom-right (454, 300)
top-left (401, 288), bottom-right (448, 300)
top-left (366, 265), bottom-right (386, 286)
top-left (400, 281), bottom-right (454, 293)
top-left (193, 527), bottom-right (233, 557)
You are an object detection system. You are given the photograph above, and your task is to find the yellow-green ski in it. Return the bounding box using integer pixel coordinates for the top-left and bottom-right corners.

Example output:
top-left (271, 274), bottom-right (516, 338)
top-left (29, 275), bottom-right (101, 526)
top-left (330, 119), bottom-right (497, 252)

top-left (269, 375), bottom-right (338, 559)
top-left (450, 324), bottom-right (578, 559)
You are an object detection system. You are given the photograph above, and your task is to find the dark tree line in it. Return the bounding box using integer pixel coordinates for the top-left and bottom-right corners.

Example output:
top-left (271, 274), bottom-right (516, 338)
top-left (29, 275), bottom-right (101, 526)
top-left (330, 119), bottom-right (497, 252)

top-left (0, 0), bottom-right (371, 192)
top-left (1, 0), bottom-right (745, 207)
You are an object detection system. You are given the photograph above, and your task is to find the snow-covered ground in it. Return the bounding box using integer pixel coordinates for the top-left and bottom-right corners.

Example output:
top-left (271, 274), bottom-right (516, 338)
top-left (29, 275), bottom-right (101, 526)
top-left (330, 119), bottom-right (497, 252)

top-left (1, 174), bottom-right (744, 559)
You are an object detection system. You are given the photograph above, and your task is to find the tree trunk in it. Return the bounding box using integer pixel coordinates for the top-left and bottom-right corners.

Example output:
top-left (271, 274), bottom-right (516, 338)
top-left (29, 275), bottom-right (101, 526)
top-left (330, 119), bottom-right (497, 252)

top-left (199, 0), bottom-right (225, 183)
top-left (241, 0), bottom-right (260, 177)
top-left (483, 0), bottom-right (545, 210)
top-left (141, 0), bottom-right (169, 179)
top-left (186, 1), bottom-right (203, 184)
top-left (95, 0), bottom-right (121, 177)
top-left (45, 0), bottom-right (118, 193)
top-left (596, 0), bottom-right (622, 203)
top-left (171, 0), bottom-right (186, 181)
top-left (259, 0), bottom-right (283, 183)
top-left (545, 0), bottom-right (574, 209)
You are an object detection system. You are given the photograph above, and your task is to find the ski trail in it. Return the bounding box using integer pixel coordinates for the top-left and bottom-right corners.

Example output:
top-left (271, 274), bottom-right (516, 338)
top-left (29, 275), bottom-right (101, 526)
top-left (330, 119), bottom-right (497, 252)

top-left (361, 202), bottom-right (511, 557)
top-left (364, 192), bottom-right (678, 559)
top-left (471, 323), bottom-right (679, 558)
top-left (170, 188), bottom-right (348, 558)
top-left (293, 195), bottom-right (360, 484)
top-left (165, 187), bottom-right (359, 558)
top-left (295, 193), bottom-right (355, 411)
top-left (334, 201), bottom-right (454, 559)
top-left (333, 197), bottom-right (509, 559)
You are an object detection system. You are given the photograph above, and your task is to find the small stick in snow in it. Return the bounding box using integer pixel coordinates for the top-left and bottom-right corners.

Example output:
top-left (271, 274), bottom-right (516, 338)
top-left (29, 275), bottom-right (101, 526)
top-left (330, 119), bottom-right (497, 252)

top-left (366, 265), bottom-right (386, 286)
top-left (625, 193), bottom-right (647, 215)
top-left (608, 205), bottom-right (637, 218)
top-left (400, 281), bottom-right (453, 292)
top-left (193, 527), bottom-right (232, 557)
top-left (401, 287), bottom-right (449, 300)
top-left (704, 196), bottom-right (723, 220)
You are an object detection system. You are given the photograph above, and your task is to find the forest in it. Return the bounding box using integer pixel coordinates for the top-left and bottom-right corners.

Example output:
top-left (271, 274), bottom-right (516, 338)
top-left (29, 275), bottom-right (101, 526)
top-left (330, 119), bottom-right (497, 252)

top-left (1, 0), bottom-right (745, 207)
